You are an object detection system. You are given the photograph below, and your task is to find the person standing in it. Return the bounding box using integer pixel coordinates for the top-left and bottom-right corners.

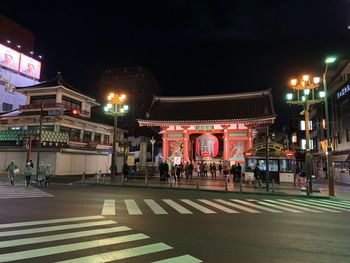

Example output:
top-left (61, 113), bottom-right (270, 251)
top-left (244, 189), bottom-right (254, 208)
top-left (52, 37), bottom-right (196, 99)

top-left (6, 160), bottom-right (17, 186)
top-left (38, 162), bottom-right (46, 186)
top-left (175, 164), bottom-right (181, 181)
top-left (44, 163), bottom-right (53, 187)
top-left (254, 164), bottom-right (262, 188)
top-left (237, 163), bottom-right (242, 183)
top-left (218, 163), bottom-right (222, 175)
top-left (24, 162), bottom-right (33, 187)
top-left (189, 161), bottom-right (194, 179)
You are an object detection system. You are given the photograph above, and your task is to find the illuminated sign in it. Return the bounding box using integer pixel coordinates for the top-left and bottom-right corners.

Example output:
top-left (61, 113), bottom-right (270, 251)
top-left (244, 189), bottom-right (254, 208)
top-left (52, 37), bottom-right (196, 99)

top-left (195, 125), bottom-right (214, 131)
top-left (0, 43), bottom-right (20, 71)
top-left (19, 53), bottom-right (41, 79)
top-left (0, 43), bottom-right (41, 79)
top-left (337, 84), bottom-right (350, 99)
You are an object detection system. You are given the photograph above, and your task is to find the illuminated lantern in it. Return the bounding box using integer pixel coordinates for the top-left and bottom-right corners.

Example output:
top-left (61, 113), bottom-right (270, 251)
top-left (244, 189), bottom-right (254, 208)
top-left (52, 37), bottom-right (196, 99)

top-left (196, 133), bottom-right (219, 157)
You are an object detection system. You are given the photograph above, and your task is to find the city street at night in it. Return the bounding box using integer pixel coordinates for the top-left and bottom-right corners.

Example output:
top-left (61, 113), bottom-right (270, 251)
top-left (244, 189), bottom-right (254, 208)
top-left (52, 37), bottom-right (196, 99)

top-left (0, 183), bottom-right (349, 262)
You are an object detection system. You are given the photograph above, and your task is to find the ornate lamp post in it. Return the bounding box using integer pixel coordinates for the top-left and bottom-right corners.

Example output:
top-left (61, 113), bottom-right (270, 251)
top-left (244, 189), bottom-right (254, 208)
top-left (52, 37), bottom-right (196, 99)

top-left (150, 136), bottom-right (156, 166)
top-left (286, 74), bottom-right (324, 194)
top-left (104, 93), bottom-right (128, 182)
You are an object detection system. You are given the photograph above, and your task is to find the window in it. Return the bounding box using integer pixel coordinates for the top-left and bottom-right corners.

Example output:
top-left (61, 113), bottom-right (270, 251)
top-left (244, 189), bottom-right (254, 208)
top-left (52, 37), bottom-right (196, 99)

top-left (292, 133), bottom-right (297, 143)
top-left (280, 159), bottom-right (293, 172)
top-left (300, 120), bottom-right (313, 131)
top-left (2, 102), bottom-right (13, 111)
top-left (301, 139), bottom-right (314, 150)
top-left (62, 96), bottom-right (81, 111)
top-left (83, 131), bottom-right (91, 142)
top-left (30, 95), bottom-right (56, 106)
top-left (94, 133), bottom-right (101, 142)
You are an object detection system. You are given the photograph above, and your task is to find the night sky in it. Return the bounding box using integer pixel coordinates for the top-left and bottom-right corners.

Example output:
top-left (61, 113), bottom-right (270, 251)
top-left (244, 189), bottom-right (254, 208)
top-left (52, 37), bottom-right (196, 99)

top-left (2, 0), bottom-right (350, 129)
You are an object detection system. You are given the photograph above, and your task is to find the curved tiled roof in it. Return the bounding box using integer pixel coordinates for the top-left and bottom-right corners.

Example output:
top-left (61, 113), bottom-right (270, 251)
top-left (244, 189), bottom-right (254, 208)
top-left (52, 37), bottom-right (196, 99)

top-left (141, 89), bottom-right (276, 123)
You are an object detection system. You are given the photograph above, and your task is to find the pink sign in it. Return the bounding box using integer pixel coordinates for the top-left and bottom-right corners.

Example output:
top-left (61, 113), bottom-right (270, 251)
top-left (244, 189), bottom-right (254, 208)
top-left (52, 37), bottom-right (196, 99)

top-left (0, 43), bottom-right (20, 71)
top-left (19, 53), bottom-right (41, 79)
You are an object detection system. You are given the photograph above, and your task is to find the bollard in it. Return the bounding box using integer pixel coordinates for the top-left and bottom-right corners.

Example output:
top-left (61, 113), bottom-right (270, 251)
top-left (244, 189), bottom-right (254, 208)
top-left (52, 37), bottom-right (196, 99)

top-left (121, 173), bottom-right (124, 186)
top-left (196, 177), bottom-right (199, 190)
top-left (272, 179), bottom-right (275, 194)
top-left (82, 172), bottom-right (85, 184)
top-left (103, 174), bottom-right (106, 184)
top-left (225, 177), bottom-right (228, 191)
top-left (306, 178), bottom-right (310, 195)
top-left (240, 176), bottom-right (243, 192)
top-left (145, 172), bottom-right (148, 187)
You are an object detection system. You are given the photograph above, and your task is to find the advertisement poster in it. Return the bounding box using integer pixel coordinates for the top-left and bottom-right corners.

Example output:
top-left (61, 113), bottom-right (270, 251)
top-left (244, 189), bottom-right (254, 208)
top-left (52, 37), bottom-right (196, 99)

top-left (0, 43), bottom-right (20, 71)
top-left (168, 141), bottom-right (183, 160)
top-left (19, 53), bottom-right (41, 79)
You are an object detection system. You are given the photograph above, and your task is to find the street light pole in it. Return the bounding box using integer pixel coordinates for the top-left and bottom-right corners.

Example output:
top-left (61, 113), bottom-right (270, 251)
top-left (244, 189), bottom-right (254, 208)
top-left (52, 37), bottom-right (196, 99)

top-left (323, 57), bottom-right (336, 196)
top-left (111, 112), bottom-right (118, 182)
top-left (150, 136), bottom-right (156, 166)
top-left (304, 102), bottom-right (313, 193)
top-left (36, 102), bottom-right (43, 181)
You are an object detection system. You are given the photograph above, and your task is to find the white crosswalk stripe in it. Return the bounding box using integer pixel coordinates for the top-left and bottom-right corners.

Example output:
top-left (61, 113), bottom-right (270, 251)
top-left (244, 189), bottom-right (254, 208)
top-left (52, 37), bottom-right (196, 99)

top-left (315, 199), bottom-right (350, 208)
top-left (0, 183), bottom-right (53, 199)
top-left (104, 198), bottom-right (350, 216)
top-left (101, 199), bottom-right (116, 215)
top-left (125, 199), bottom-right (143, 215)
top-left (0, 216), bottom-right (202, 262)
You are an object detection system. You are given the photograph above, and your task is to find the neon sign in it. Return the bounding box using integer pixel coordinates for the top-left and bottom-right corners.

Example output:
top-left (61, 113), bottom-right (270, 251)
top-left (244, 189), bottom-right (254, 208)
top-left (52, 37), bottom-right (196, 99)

top-left (337, 84), bottom-right (350, 99)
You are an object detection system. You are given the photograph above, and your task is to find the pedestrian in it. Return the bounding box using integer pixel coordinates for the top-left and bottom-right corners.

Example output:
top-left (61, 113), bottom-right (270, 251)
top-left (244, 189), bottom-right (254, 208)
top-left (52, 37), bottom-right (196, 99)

top-left (6, 160), bottom-right (18, 186)
top-left (236, 163), bottom-right (242, 183)
top-left (218, 163), bottom-right (222, 175)
top-left (163, 162), bottom-right (169, 181)
top-left (203, 162), bottom-right (208, 178)
top-left (24, 162), bottom-right (33, 187)
top-left (159, 161), bottom-right (164, 181)
top-left (230, 164), bottom-right (236, 182)
top-left (185, 162), bottom-right (190, 179)
top-left (189, 162), bottom-right (194, 179)
top-left (44, 163), bottom-right (53, 187)
top-left (123, 163), bottom-right (129, 181)
top-left (175, 164), bottom-right (181, 181)
top-left (212, 162), bottom-right (216, 179)
top-left (253, 164), bottom-right (262, 188)
top-left (38, 162), bottom-right (46, 186)
top-left (29, 159), bottom-right (34, 169)
top-left (170, 165), bottom-right (176, 182)
top-left (223, 163), bottom-right (229, 182)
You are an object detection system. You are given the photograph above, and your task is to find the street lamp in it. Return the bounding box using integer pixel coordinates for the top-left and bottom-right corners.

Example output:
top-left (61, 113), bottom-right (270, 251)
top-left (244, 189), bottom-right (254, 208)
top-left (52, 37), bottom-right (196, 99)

top-left (104, 92), bottom-right (128, 182)
top-left (323, 56), bottom-right (337, 196)
top-left (286, 74), bottom-right (324, 194)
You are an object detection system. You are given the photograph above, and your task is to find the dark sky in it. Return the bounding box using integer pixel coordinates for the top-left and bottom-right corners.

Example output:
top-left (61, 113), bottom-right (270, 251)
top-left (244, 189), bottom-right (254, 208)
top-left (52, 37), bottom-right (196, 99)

top-left (2, 0), bottom-right (350, 128)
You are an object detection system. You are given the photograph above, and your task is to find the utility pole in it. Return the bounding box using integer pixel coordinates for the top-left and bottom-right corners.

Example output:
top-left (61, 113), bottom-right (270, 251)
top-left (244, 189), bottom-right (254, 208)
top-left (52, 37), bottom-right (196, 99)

top-left (36, 102), bottom-right (43, 181)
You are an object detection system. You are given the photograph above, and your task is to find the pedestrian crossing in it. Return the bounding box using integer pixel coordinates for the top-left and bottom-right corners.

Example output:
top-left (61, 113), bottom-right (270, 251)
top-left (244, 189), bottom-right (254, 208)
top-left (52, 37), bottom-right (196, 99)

top-left (0, 183), bottom-right (53, 199)
top-left (0, 215), bottom-right (202, 263)
top-left (102, 198), bottom-right (350, 216)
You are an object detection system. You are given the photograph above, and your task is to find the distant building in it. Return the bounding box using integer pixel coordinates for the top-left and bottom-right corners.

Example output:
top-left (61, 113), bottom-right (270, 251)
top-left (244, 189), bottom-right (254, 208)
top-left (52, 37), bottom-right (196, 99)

top-left (0, 15), bottom-right (40, 113)
top-left (100, 66), bottom-right (161, 136)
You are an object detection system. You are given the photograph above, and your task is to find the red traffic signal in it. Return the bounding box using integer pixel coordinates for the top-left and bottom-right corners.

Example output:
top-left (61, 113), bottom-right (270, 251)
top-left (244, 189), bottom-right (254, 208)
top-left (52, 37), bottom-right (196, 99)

top-left (64, 108), bottom-right (80, 116)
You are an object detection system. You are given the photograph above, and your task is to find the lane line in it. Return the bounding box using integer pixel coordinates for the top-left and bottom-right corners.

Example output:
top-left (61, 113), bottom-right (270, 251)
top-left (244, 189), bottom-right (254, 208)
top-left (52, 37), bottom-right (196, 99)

top-left (162, 199), bottom-right (193, 214)
top-left (101, 200), bottom-right (116, 215)
top-left (144, 199), bottom-right (168, 215)
top-left (56, 242), bottom-right (172, 263)
top-left (230, 199), bottom-right (282, 213)
top-left (125, 199), bottom-right (142, 215)
top-left (263, 200), bottom-right (322, 213)
top-left (0, 233), bottom-right (149, 262)
top-left (197, 199), bottom-right (239, 213)
top-left (277, 199), bottom-right (340, 212)
top-left (0, 220), bottom-right (116, 237)
top-left (152, 254), bottom-right (203, 263)
top-left (215, 199), bottom-right (261, 213)
top-left (180, 199), bottom-right (216, 214)
top-left (0, 215), bottom-right (105, 229)
top-left (293, 199), bottom-right (349, 212)
top-left (256, 201), bottom-right (304, 213)
top-left (0, 226), bottom-right (131, 248)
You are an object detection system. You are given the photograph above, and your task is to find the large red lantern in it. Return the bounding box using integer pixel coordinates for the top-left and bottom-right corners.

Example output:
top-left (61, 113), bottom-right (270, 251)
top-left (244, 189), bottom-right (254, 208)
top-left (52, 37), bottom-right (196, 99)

top-left (196, 133), bottom-right (219, 157)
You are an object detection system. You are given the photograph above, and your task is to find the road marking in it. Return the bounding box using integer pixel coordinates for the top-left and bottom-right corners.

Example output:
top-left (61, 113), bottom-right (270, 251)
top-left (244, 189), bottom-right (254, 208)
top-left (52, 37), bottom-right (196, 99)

top-left (125, 199), bottom-right (142, 215)
top-left (277, 199), bottom-right (340, 212)
top-left (0, 226), bottom-right (131, 248)
top-left (0, 215), bottom-right (105, 229)
top-left (0, 220), bottom-right (116, 237)
top-left (231, 199), bottom-right (282, 213)
top-left (0, 184), bottom-right (53, 199)
top-left (0, 233), bottom-right (149, 262)
top-left (263, 200), bottom-right (322, 213)
top-left (197, 199), bottom-right (239, 213)
top-left (101, 199), bottom-right (116, 215)
top-left (57, 242), bottom-right (172, 263)
top-left (257, 201), bottom-right (304, 213)
top-left (162, 199), bottom-right (193, 214)
top-left (180, 199), bottom-right (216, 214)
top-left (144, 199), bottom-right (168, 214)
top-left (293, 199), bottom-right (349, 212)
top-left (215, 199), bottom-right (261, 213)
top-left (314, 199), bottom-right (350, 208)
top-left (152, 254), bottom-right (203, 263)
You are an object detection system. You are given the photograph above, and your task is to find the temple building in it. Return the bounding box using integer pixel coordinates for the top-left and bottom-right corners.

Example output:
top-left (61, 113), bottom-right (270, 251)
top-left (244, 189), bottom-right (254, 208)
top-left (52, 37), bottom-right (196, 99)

top-left (138, 89), bottom-right (276, 170)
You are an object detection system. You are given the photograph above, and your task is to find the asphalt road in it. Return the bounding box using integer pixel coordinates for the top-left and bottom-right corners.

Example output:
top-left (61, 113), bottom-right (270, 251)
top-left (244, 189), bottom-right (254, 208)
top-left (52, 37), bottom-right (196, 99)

top-left (0, 183), bottom-right (349, 263)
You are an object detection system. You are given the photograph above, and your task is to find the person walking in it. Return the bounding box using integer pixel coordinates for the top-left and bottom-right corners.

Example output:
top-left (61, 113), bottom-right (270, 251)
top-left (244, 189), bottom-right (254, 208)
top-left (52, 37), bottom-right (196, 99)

top-left (236, 163), bottom-right (242, 183)
top-left (189, 162), bottom-right (194, 179)
top-left (6, 160), bottom-right (18, 186)
top-left (230, 164), bottom-right (236, 182)
top-left (212, 162), bottom-right (217, 179)
top-left (44, 163), bottom-right (53, 187)
top-left (175, 164), bottom-right (181, 181)
top-left (218, 163), bottom-right (222, 175)
top-left (38, 162), bottom-right (46, 186)
top-left (24, 162), bottom-right (33, 187)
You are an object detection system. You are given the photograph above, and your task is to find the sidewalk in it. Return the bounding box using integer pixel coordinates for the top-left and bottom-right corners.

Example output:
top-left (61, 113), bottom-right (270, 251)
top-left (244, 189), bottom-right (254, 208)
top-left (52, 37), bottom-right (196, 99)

top-left (2, 174), bottom-right (350, 200)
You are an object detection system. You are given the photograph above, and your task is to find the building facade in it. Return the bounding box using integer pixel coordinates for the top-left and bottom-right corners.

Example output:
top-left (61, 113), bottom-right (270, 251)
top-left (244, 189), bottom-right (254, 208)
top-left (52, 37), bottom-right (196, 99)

top-left (138, 90), bottom-right (276, 171)
top-left (0, 73), bottom-right (126, 176)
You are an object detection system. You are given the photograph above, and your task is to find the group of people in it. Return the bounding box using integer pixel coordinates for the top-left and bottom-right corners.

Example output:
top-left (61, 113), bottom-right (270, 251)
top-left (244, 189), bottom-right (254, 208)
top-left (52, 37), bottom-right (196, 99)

top-left (159, 161), bottom-right (195, 182)
top-left (5, 160), bottom-right (53, 187)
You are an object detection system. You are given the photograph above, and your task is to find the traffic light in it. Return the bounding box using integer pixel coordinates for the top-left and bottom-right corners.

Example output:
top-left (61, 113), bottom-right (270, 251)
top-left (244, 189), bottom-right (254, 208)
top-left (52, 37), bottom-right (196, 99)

top-left (64, 108), bottom-right (80, 116)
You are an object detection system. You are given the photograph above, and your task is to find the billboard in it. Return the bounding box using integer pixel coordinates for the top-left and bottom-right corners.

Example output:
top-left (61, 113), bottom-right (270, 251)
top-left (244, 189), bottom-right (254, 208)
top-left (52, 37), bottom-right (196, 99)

top-left (0, 43), bottom-right (20, 71)
top-left (19, 53), bottom-right (41, 79)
